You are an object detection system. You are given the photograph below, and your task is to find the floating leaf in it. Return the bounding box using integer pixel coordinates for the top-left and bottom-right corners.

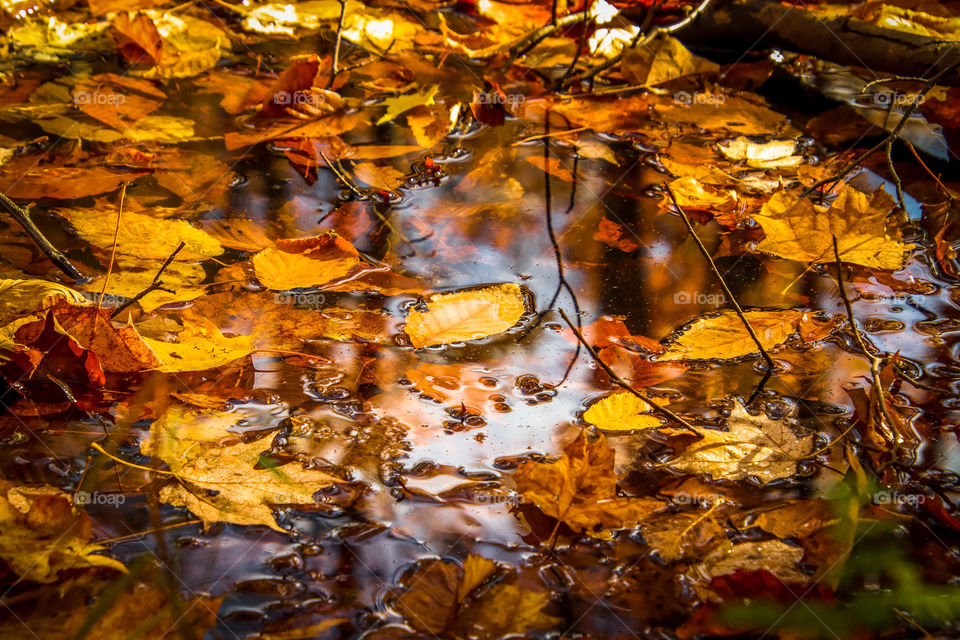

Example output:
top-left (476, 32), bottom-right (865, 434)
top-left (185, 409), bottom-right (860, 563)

top-left (252, 233), bottom-right (360, 290)
top-left (515, 431), bottom-right (665, 534)
top-left (667, 402), bottom-right (813, 482)
top-left (583, 391), bottom-right (663, 431)
top-left (376, 84), bottom-right (439, 125)
top-left (61, 208), bottom-right (223, 260)
top-left (753, 186), bottom-right (914, 269)
top-left (141, 318), bottom-right (253, 372)
top-left (660, 310), bottom-right (806, 361)
top-left (404, 283), bottom-right (526, 348)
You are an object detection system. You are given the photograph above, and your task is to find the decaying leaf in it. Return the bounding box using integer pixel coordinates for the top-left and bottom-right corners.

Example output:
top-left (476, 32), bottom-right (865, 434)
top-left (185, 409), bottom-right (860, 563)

top-left (143, 405), bottom-right (340, 531)
top-left (583, 391), bottom-right (663, 431)
top-left (515, 431), bottom-right (665, 534)
top-left (753, 186), bottom-right (914, 269)
top-left (717, 137), bottom-right (803, 169)
top-left (404, 283), bottom-right (527, 348)
top-left (696, 539), bottom-right (807, 583)
top-left (0, 482), bottom-right (124, 583)
top-left (667, 403), bottom-right (813, 482)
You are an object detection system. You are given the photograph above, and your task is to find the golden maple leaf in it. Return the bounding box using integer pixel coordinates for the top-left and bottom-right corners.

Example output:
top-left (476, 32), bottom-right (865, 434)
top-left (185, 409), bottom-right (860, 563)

top-left (752, 186), bottom-right (914, 269)
top-left (667, 403), bottom-right (813, 482)
top-left (142, 405), bottom-right (341, 532)
top-left (404, 283), bottom-right (526, 348)
top-left (514, 431), bottom-right (665, 534)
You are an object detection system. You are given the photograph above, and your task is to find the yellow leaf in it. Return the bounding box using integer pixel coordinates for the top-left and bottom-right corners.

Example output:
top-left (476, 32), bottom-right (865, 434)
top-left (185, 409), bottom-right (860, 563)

top-left (252, 233), bottom-right (360, 290)
top-left (0, 483), bottom-right (125, 583)
top-left (61, 208), bottom-right (223, 260)
top-left (667, 176), bottom-right (737, 211)
top-left (77, 258), bottom-right (206, 313)
top-left (142, 318), bottom-right (253, 372)
top-left (376, 84), bottom-right (439, 125)
top-left (142, 406), bottom-right (340, 532)
top-left (717, 136), bottom-right (803, 169)
top-left (621, 35), bottom-right (719, 86)
top-left (753, 186), bottom-right (914, 269)
top-left (583, 391), bottom-right (663, 431)
top-left (668, 403), bottom-right (813, 482)
top-left (405, 283), bottom-right (527, 348)
top-left (660, 310), bottom-right (805, 361)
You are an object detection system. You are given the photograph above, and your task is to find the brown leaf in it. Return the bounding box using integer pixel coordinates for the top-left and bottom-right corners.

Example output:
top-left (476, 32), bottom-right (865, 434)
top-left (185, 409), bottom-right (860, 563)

top-left (515, 431), bottom-right (665, 534)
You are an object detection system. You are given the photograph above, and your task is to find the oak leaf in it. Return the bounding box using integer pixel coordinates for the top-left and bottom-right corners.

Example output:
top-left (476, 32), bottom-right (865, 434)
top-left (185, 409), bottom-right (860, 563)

top-left (753, 186), bottom-right (914, 269)
top-left (252, 233), bottom-right (360, 291)
top-left (668, 403), bottom-right (813, 482)
top-left (515, 431), bottom-right (665, 534)
top-left (404, 283), bottom-right (526, 348)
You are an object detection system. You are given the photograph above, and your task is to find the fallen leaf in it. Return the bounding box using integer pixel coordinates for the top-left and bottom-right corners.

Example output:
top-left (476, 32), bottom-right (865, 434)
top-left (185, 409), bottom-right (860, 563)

top-left (252, 233), bottom-right (360, 290)
top-left (141, 317), bottom-right (253, 372)
top-left (753, 186), bottom-right (914, 269)
top-left (717, 137), bottom-right (802, 169)
top-left (377, 84), bottom-right (439, 125)
top-left (660, 310), bottom-right (806, 361)
top-left (594, 217), bottom-right (639, 252)
top-left (621, 35), bottom-right (719, 86)
top-left (697, 539), bottom-right (806, 583)
top-left (515, 431), bottom-right (665, 534)
top-left (667, 402), bottom-right (813, 482)
top-left (0, 166), bottom-right (145, 200)
top-left (404, 283), bottom-right (527, 348)
top-left (0, 482), bottom-right (125, 583)
top-left (583, 391), bottom-right (663, 431)
top-left (71, 73), bottom-right (165, 130)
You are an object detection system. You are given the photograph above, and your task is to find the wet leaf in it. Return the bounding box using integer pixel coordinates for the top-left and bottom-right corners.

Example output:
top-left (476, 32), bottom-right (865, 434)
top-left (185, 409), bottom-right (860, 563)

top-left (667, 402), bottom-right (813, 482)
top-left (141, 317), bottom-right (253, 372)
top-left (753, 186), bottom-right (914, 269)
top-left (404, 283), bottom-right (526, 348)
top-left (0, 482), bottom-right (124, 583)
top-left (515, 431), bottom-right (665, 534)
top-left (621, 35), bottom-right (719, 86)
top-left (660, 310), bottom-right (806, 361)
top-left (252, 233), bottom-right (361, 290)
top-left (583, 391), bottom-right (663, 431)
top-left (377, 84), bottom-right (439, 125)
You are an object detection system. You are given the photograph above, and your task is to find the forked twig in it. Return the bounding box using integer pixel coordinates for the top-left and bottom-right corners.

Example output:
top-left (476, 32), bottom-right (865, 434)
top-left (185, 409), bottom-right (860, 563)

top-left (0, 193), bottom-right (85, 282)
top-left (110, 242), bottom-right (186, 318)
top-left (664, 184), bottom-right (775, 371)
top-left (559, 308), bottom-right (699, 435)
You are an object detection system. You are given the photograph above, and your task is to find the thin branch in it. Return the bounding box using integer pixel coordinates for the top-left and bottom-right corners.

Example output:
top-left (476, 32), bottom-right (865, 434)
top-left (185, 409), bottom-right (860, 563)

top-left (831, 235), bottom-right (900, 453)
top-left (328, 0), bottom-right (347, 88)
top-left (559, 308), bottom-right (699, 435)
top-left (500, 11), bottom-right (588, 74)
top-left (664, 184), bottom-right (775, 371)
top-left (110, 242), bottom-right (186, 318)
top-left (0, 193), bottom-right (85, 282)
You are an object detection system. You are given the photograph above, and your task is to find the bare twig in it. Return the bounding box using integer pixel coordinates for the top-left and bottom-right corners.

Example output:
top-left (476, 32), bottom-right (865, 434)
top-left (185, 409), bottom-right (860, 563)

top-left (559, 308), bottom-right (699, 434)
top-left (97, 182), bottom-right (127, 315)
top-left (110, 242), bottom-right (186, 318)
top-left (329, 0), bottom-right (347, 88)
top-left (664, 184), bottom-right (776, 371)
top-left (500, 11), bottom-right (588, 74)
top-left (0, 193), bottom-right (85, 282)
top-left (831, 235), bottom-right (900, 453)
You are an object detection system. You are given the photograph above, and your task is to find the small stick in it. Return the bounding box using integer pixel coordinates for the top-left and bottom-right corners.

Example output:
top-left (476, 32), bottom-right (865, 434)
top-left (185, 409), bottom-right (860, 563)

top-left (97, 183), bottom-right (127, 315)
top-left (0, 193), bottom-right (84, 282)
top-left (664, 184), bottom-right (775, 371)
top-left (110, 241), bottom-right (185, 318)
top-left (559, 308), bottom-right (699, 435)
top-left (831, 235), bottom-right (899, 452)
top-left (329, 0), bottom-right (347, 88)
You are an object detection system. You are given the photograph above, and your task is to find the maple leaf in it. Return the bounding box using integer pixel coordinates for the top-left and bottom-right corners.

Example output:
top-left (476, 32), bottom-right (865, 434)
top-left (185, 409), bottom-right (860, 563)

top-left (667, 402), bottom-right (813, 483)
top-left (141, 317), bottom-right (253, 373)
top-left (394, 555), bottom-right (559, 639)
top-left (142, 405), bottom-right (341, 532)
top-left (0, 482), bottom-right (125, 583)
top-left (404, 283), bottom-right (527, 348)
top-left (752, 185), bottom-right (914, 269)
top-left (252, 232), bottom-right (360, 291)
top-left (641, 510), bottom-right (732, 561)
top-left (515, 431), bottom-right (665, 534)
top-left (660, 310), bottom-right (807, 361)
top-left (583, 391), bottom-right (663, 431)
top-left (60, 207), bottom-right (223, 260)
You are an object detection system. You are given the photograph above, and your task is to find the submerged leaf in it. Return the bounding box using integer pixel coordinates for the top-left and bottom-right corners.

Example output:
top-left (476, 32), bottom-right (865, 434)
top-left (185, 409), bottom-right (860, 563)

top-left (583, 391), bottom-right (663, 431)
top-left (660, 310), bottom-right (806, 361)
